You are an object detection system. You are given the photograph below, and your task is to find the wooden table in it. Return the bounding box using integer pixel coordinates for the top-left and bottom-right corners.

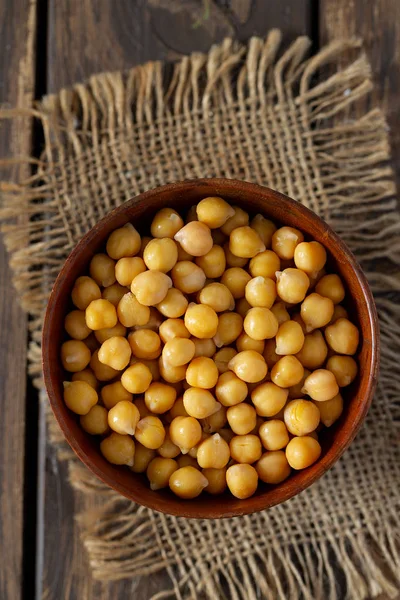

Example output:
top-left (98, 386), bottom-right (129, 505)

top-left (0, 1), bottom-right (399, 598)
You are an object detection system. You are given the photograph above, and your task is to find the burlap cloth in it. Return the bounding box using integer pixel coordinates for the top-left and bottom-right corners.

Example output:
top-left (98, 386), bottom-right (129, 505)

top-left (1, 31), bottom-right (399, 599)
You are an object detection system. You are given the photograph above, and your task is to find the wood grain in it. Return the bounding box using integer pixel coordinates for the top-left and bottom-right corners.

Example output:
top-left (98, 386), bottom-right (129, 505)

top-left (0, 1), bottom-right (36, 599)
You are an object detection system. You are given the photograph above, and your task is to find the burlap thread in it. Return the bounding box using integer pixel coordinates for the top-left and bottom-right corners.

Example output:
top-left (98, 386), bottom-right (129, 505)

top-left (1, 31), bottom-right (399, 599)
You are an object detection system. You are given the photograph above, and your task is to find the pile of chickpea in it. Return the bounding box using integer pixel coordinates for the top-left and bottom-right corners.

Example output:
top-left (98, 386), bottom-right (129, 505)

top-left (61, 197), bottom-right (359, 500)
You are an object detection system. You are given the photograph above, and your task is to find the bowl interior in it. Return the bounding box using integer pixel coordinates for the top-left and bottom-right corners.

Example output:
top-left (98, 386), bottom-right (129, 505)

top-left (43, 179), bottom-right (378, 518)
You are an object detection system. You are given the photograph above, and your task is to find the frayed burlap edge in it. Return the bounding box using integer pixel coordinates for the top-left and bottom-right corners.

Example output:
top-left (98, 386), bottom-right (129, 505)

top-left (1, 31), bottom-right (400, 599)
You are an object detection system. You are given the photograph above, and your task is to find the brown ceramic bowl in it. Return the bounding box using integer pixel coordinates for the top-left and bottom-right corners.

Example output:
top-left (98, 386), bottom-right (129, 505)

top-left (42, 179), bottom-right (379, 518)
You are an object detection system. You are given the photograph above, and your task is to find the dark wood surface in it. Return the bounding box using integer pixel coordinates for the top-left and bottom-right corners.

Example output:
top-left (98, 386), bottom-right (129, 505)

top-left (0, 1), bottom-right (398, 598)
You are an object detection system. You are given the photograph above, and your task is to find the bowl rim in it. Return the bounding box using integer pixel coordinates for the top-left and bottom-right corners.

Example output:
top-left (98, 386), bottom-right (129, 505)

top-left (42, 178), bottom-right (380, 518)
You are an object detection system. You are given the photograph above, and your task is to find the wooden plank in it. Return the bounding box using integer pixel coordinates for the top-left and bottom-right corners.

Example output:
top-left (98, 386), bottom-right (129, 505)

top-left (42, 1), bottom-right (313, 598)
top-left (0, 1), bottom-right (37, 599)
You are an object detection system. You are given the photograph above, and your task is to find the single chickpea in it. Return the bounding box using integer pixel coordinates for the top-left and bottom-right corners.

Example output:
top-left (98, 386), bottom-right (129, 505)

top-left (315, 274), bottom-right (345, 304)
top-left (101, 380), bottom-right (133, 409)
top-left (183, 388), bottom-right (220, 419)
top-left (90, 350), bottom-right (119, 381)
top-left (249, 250), bottom-right (281, 280)
top-left (151, 208), bottom-right (184, 239)
top-left (288, 368), bottom-right (310, 399)
top-left (221, 205), bottom-right (249, 235)
top-left (102, 283), bottom-right (128, 307)
top-left (131, 271), bottom-right (172, 306)
top-left (213, 348), bottom-right (237, 374)
top-left (143, 237), bottom-right (178, 273)
top-left (256, 451), bottom-right (291, 484)
top-left (106, 223), bottom-right (141, 259)
top-left (191, 337), bottom-right (217, 359)
top-left (326, 355), bottom-right (358, 387)
top-left (259, 420), bottom-right (289, 451)
top-left (201, 405), bottom-right (227, 433)
top-left (100, 432), bottom-right (135, 466)
top-left (229, 226), bottom-right (266, 258)
top-left (203, 467), bottom-right (227, 494)
top-left (65, 310), bottom-right (91, 340)
top-left (169, 466), bottom-right (208, 499)
top-left (63, 380), bottom-right (98, 415)
top-left (71, 276), bottom-right (101, 310)
top-left (275, 320), bottom-right (305, 355)
top-left (228, 350), bottom-right (268, 383)
top-left (227, 403), bottom-right (257, 435)
top-left (301, 293), bottom-right (334, 331)
top-left (244, 307), bottom-right (279, 341)
top-left (185, 356), bottom-right (219, 389)
top-left (177, 455), bottom-right (200, 469)
top-left (196, 196), bottom-right (235, 228)
top-left (302, 369), bottom-right (339, 401)
top-left (263, 339), bottom-right (280, 369)
top-left (286, 436), bottom-right (321, 470)
top-left (144, 382), bottom-right (177, 414)
top-left (80, 405), bottom-right (109, 435)
top-left (162, 338), bottom-right (195, 367)
top-left (85, 299), bottom-right (117, 330)
top-left (129, 357), bottom-right (160, 382)
top-left (294, 241), bottom-right (327, 277)
top-left (295, 330), bottom-right (328, 369)
top-left (245, 276), bottom-right (277, 309)
top-left (169, 416), bottom-right (202, 454)
top-left (176, 242), bottom-right (194, 262)
top-left (324, 318), bottom-right (359, 355)
top-left (197, 433), bottom-right (230, 469)
top-left (250, 214), bottom-right (277, 247)
top-left (195, 245), bottom-right (226, 278)
top-left (276, 268), bottom-right (310, 304)
top-left (61, 340), bottom-right (91, 372)
top-left (198, 283), bottom-right (234, 313)
top-left (236, 332), bottom-right (265, 354)
top-left (226, 464), bottom-right (258, 499)
top-left (174, 221), bottom-right (213, 257)
top-left (271, 356), bottom-right (304, 388)
top-left (220, 267), bottom-right (251, 299)
top-left (128, 329), bottom-right (161, 360)
top-left (272, 226), bottom-right (304, 260)
top-left (230, 434), bottom-right (262, 464)
top-left (213, 312), bottom-right (243, 348)
top-left (89, 253), bottom-right (116, 287)
top-left (158, 355), bottom-right (187, 383)
top-left (184, 303), bottom-right (218, 339)
top-left (98, 336), bottom-right (131, 370)
top-left (117, 292), bottom-right (150, 327)
top-left (159, 318), bottom-right (190, 343)
top-left (121, 363), bottom-right (153, 394)
top-left (328, 304), bottom-right (349, 325)
top-left (315, 392), bottom-right (343, 427)
top-left (157, 428), bottom-right (181, 459)
top-left (147, 457), bottom-right (178, 491)
top-left (168, 397), bottom-right (189, 421)
top-left (94, 322), bottom-right (127, 344)
top-left (72, 368), bottom-right (98, 390)
top-left (284, 399), bottom-right (320, 436)
top-left (130, 443), bottom-right (156, 473)
top-left (250, 381), bottom-right (288, 417)
top-left (135, 416), bottom-right (166, 449)
top-left (108, 400), bottom-right (140, 435)
top-left (215, 371), bottom-right (248, 406)
top-left (134, 307), bottom-right (163, 332)
top-left (115, 256), bottom-right (146, 287)
top-left (171, 261), bottom-right (206, 294)
top-left (156, 288), bottom-right (188, 318)
top-left (224, 242), bottom-right (248, 268)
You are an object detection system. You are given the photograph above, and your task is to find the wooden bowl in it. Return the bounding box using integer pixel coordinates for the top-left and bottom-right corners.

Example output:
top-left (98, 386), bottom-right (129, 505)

top-left (42, 179), bottom-right (379, 519)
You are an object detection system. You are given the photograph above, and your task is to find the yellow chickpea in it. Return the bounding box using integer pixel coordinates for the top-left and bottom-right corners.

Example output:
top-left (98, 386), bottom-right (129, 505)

top-left (230, 435), bottom-right (262, 464)
top-left (130, 443), bottom-right (156, 473)
top-left (158, 355), bottom-right (187, 384)
top-left (301, 293), bottom-right (334, 331)
top-left (117, 292), bottom-right (150, 327)
top-left (203, 467), bottom-right (227, 494)
top-left (286, 436), bottom-right (321, 469)
top-left (185, 356), bottom-right (219, 389)
top-left (324, 318), bottom-right (359, 355)
top-left (294, 241), bottom-right (326, 276)
top-left (245, 276), bottom-right (277, 309)
top-left (315, 274), bottom-right (345, 305)
top-left (263, 339), bottom-right (280, 369)
top-left (156, 288), bottom-right (188, 318)
top-left (275, 320), bottom-right (305, 355)
top-left (106, 223), bottom-right (141, 259)
top-left (94, 322), bottom-right (127, 344)
top-left (251, 382), bottom-right (288, 417)
top-left (177, 455), bottom-right (200, 469)
top-left (201, 404), bottom-right (227, 433)
top-left (271, 356), bottom-right (304, 388)
top-left (135, 416), bottom-right (165, 449)
top-left (167, 397), bottom-right (189, 422)
top-left (158, 319), bottom-right (189, 344)
top-left (283, 399), bottom-right (320, 436)
top-left (326, 355), bottom-right (358, 387)
top-left (302, 369), bottom-right (339, 402)
top-left (143, 237), bottom-right (178, 273)
top-left (288, 369), bottom-right (310, 399)
top-left (98, 336), bottom-right (131, 371)
top-left (64, 310), bottom-right (91, 340)
top-left (184, 303), bottom-right (218, 339)
top-left (121, 363), bottom-right (153, 394)
top-left (236, 332), bottom-right (265, 354)
top-left (144, 382), bottom-right (177, 414)
top-left (229, 226), bottom-right (266, 258)
top-left (228, 350), bottom-right (268, 383)
top-left (131, 271), bottom-right (172, 306)
top-left (85, 299), bottom-right (117, 330)
top-left (102, 283), bottom-right (128, 307)
top-left (295, 330), bottom-right (328, 369)
top-left (198, 283), bottom-right (234, 313)
top-left (61, 340), bottom-right (91, 372)
top-left (328, 304), bottom-right (349, 325)
top-left (196, 196), bottom-right (235, 228)
top-left (196, 433), bottom-right (230, 469)
top-left (191, 337), bottom-right (217, 359)
top-left (315, 392), bottom-right (343, 427)
top-left (213, 312), bottom-right (243, 348)
top-left (108, 400), bottom-right (140, 435)
top-left (128, 329), bottom-right (161, 360)
top-left (89, 253), bottom-right (116, 287)
top-left (256, 451), bottom-right (291, 484)
top-left (72, 368), bottom-right (98, 390)
top-left (249, 250), bottom-right (280, 281)
top-left (157, 433), bottom-right (180, 459)
top-left (221, 205), bottom-right (249, 235)
top-left (215, 371), bottom-right (248, 406)
top-left (250, 214), bottom-right (277, 247)
top-left (90, 349), bottom-right (119, 381)
top-left (227, 403), bottom-right (257, 435)
top-left (161, 338), bottom-right (195, 367)
top-left (169, 415), bottom-right (202, 453)
top-left (80, 405), bottom-right (109, 435)
top-left (71, 276), bottom-right (101, 310)
top-left (244, 307), bottom-right (279, 341)
top-left (183, 388), bottom-right (220, 419)
top-left (100, 432), bottom-right (135, 466)
top-left (226, 464), bottom-right (258, 499)
top-left (151, 208), bottom-right (184, 239)
top-left (146, 457), bottom-right (178, 490)
top-left (195, 245), bottom-right (226, 278)
top-left (101, 380), bottom-right (133, 409)
top-left (174, 221), bottom-right (213, 257)
top-left (63, 380), bottom-right (98, 415)
top-left (224, 242), bottom-right (248, 268)
top-left (276, 268), bottom-right (310, 304)
top-left (272, 226), bottom-right (304, 260)
top-left (115, 256), bottom-right (146, 287)
top-left (134, 307), bottom-right (163, 333)
top-left (169, 466), bottom-right (208, 499)
top-left (213, 348), bottom-right (237, 374)
top-left (171, 261), bottom-right (206, 294)
top-left (220, 267), bottom-right (251, 299)
top-left (270, 302), bottom-right (291, 326)
top-left (259, 420), bottom-right (289, 451)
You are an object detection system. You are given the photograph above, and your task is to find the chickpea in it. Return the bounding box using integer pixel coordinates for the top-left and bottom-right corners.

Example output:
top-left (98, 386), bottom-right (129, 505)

top-left (128, 329), bottom-right (161, 360)
top-left (213, 348), bottom-right (236, 375)
top-left (151, 208), bottom-right (184, 239)
top-left (176, 242), bottom-right (193, 262)
top-left (135, 416), bottom-right (165, 449)
top-left (245, 276), bottom-right (276, 309)
top-left (131, 443), bottom-right (156, 473)
top-left (288, 369), bottom-right (310, 399)
top-left (146, 457), bottom-right (178, 491)
top-left (302, 369), bottom-right (339, 402)
top-left (65, 310), bottom-right (91, 340)
top-left (249, 250), bottom-right (280, 281)
top-left (227, 403), bottom-right (257, 435)
top-left (177, 455), bottom-right (200, 469)
top-left (324, 318), bottom-right (359, 355)
top-left (89, 253), bottom-right (116, 287)
top-left (143, 238), bottom-right (178, 273)
top-left (226, 464), bottom-right (258, 499)
top-left (315, 392), bottom-right (343, 427)
top-left (161, 338), bottom-right (195, 368)
top-left (259, 420), bottom-right (289, 451)
top-left (285, 436), bottom-right (321, 470)
top-left (250, 214), bottom-right (277, 247)
top-left (295, 330), bottom-right (328, 369)
top-left (185, 356), bottom-right (219, 389)
top-left (224, 242), bottom-right (248, 268)
top-left (215, 371), bottom-right (248, 406)
top-left (167, 396), bottom-right (189, 421)
top-left (256, 451), bottom-right (291, 484)
top-left (98, 336), bottom-right (131, 370)
top-left (61, 340), bottom-right (91, 372)
top-left (195, 245), bottom-right (226, 278)
top-left (328, 304), bottom-right (349, 325)
top-left (228, 350), bottom-right (267, 383)
top-left (198, 283), bottom-right (234, 313)
top-left (221, 205), bottom-right (249, 235)
top-left (121, 363), bottom-right (153, 394)
top-left (100, 432), bottom-right (135, 466)
top-left (183, 388), bottom-right (220, 419)
top-left (169, 466), bottom-right (208, 499)
top-left (201, 404), bottom-right (227, 433)
top-left (191, 337), bottom-right (217, 359)
top-left (326, 355), bottom-right (358, 387)
top-left (102, 283), bottom-right (128, 307)
top-left (169, 416), bottom-right (202, 454)
top-left (315, 273), bottom-right (345, 305)
top-left (244, 307), bottom-right (279, 341)
top-left (263, 339), bottom-right (280, 369)
top-left (171, 261), bottom-right (206, 294)
top-left (203, 467), bottom-right (227, 494)
top-left (195, 433), bottom-right (230, 469)
top-left (71, 276), bottom-right (101, 310)
top-left (184, 303), bottom-right (218, 339)
top-left (275, 320), bottom-right (305, 355)
top-left (144, 382), bottom-right (177, 414)
top-left (131, 271), bottom-right (172, 306)
top-left (72, 368), bottom-right (98, 390)
top-left (271, 356), bottom-right (304, 388)
top-left (90, 350), bottom-right (119, 381)
top-left (159, 319), bottom-right (190, 344)
top-left (63, 380), bottom-right (98, 415)
top-left (220, 267), bottom-right (251, 299)
top-left (301, 293), bottom-right (334, 331)
top-left (158, 428), bottom-right (181, 459)
top-left (294, 241), bottom-right (326, 274)
top-left (101, 380), bottom-right (133, 409)
top-left (272, 226), bottom-right (304, 260)
top-left (156, 288), bottom-right (188, 319)
top-left (283, 399), bottom-right (320, 436)
top-left (134, 308), bottom-right (163, 333)
top-left (94, 322), bottom-right (127, 344)
top-left (276, 268), bottom-right (310, 304)
top-left (196, 196), bottom-right (235, 228)
top-left (229, 226), bottom-right (266, 258)
top-left (213, 312), bottom-right (243, 348)
top-left (251, 379), bottom-right (289, 417)
top-left (174, 221), bottom-right (213, 257)
top-left (108, 400), bottom-right (140, 435)
top-left (80, 405), bottom-right (109, 436)
top-left (117, 292), bottom-right (150, 327)
top-left (230, 435), bottom-right (262, 464)
top-left (158, 355), bottom-right (187, 383)
top-left (236, 332), bottom-right (265, 354)
top-left (106, 223), bottom-right (141, 259)
top-left (115, 256), bottom-right (146, 286)
top-left (85, 299), bottom-right (117, 330)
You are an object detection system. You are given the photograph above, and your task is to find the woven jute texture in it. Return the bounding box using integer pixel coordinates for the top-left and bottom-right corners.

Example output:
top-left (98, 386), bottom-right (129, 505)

top-left (1, 31), bottom-right (400, 600)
